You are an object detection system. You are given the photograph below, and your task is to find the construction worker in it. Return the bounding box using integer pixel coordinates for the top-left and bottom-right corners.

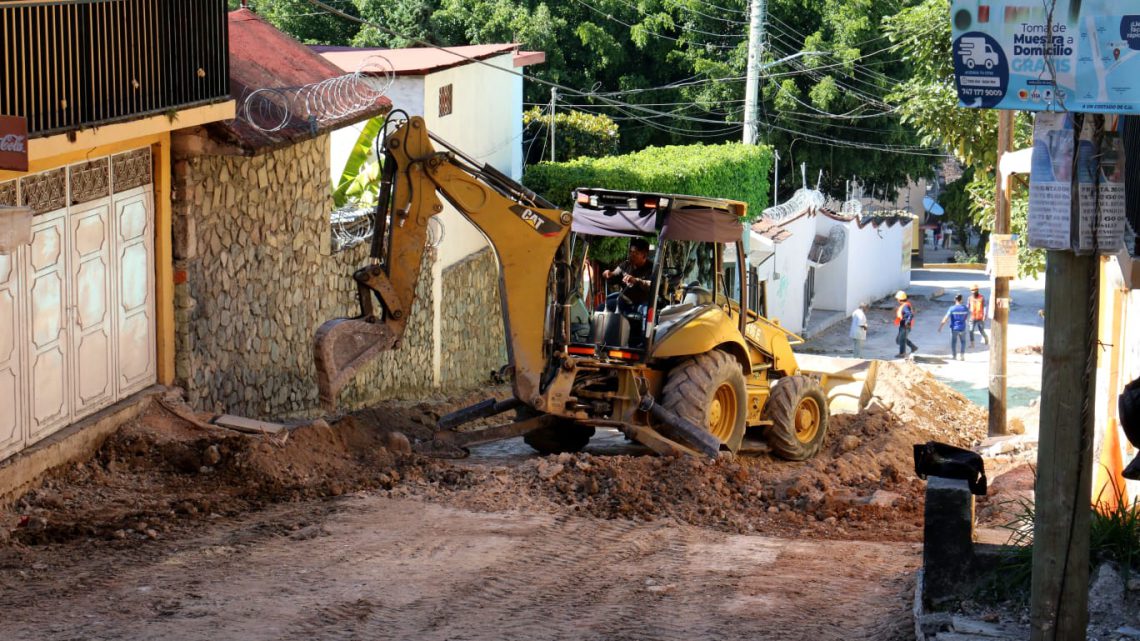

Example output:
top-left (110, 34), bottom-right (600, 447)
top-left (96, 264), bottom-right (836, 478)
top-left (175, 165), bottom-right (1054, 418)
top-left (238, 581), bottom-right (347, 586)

top-left (894, 290), bottom-right (918, 358)
top-left (968, 284), bottom-right (988, 346)
top-left (938, 294), bottom-right (970, 360)
top-left (850, 303), bottom-right (868, 358)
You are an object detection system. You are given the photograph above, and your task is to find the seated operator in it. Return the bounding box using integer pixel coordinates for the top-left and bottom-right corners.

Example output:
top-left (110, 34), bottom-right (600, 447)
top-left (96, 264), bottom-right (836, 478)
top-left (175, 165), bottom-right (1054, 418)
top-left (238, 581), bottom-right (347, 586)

top-left (600, 237), bottom-right (655, 318)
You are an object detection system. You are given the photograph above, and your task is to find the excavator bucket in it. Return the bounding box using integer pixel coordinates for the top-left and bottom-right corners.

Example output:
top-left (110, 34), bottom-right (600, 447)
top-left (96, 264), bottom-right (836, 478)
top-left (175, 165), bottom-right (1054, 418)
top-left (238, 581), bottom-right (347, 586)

top-left (795, 354), bottom-right (880, 414)
top-left (314, 317), bottom-right (400, 410)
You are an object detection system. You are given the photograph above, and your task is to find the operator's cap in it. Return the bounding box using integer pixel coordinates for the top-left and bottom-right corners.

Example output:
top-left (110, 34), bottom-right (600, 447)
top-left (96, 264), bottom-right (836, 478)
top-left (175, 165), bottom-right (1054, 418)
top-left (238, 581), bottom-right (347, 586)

top-left (970, 284), bottom-right (980, 292)
top-left (895, 290), bottom-right (908, 301)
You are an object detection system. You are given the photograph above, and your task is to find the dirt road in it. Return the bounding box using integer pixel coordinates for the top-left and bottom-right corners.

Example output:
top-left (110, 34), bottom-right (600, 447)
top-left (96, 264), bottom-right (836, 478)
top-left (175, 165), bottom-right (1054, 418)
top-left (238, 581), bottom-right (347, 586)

top-left (0, 359), bottom-right (989, 640)
top-left (0, 495), bottom-right (918, 641)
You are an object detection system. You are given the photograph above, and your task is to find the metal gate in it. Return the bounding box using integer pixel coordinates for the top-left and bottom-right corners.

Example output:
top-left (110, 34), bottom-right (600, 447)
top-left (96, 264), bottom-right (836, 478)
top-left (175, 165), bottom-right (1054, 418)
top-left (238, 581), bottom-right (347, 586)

top-left (0, 148), bottom-right (156, 460)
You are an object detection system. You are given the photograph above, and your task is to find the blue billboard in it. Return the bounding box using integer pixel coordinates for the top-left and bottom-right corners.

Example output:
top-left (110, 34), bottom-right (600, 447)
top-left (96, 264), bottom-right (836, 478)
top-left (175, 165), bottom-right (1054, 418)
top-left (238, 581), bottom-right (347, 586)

top-left (951, 0), bottom-right (1140, 113)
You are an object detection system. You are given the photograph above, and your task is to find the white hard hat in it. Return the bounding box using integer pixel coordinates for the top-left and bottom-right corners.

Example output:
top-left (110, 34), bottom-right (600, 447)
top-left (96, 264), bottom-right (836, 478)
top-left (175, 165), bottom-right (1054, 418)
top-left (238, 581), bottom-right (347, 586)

top-left (895, 290), bottom-right (908, 301)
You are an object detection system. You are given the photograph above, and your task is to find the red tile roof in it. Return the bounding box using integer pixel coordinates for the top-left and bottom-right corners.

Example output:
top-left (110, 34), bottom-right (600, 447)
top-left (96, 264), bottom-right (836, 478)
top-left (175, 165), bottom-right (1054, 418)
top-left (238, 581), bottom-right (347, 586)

top-left (313, 44), bottom-right (542, 76)
top-left (207, 9), bottom-right (390, 153)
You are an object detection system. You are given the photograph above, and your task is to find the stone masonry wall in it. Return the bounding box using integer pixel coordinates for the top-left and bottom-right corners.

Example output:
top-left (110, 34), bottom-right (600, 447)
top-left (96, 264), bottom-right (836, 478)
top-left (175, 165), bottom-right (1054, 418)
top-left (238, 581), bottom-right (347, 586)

top-left (171, 134), bottom-right (434, 419)
top-left (439, 247), bottom-right (507, 389)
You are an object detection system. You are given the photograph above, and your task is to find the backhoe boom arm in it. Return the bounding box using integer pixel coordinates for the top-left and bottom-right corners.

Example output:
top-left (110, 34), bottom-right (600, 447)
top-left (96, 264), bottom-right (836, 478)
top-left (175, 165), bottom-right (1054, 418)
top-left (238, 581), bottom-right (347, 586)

top-left (314, 116), bottom-right (570, 409)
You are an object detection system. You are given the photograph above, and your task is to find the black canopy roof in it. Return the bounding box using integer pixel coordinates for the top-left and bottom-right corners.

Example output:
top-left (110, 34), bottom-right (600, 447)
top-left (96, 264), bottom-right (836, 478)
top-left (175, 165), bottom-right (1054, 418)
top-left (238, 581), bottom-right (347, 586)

top-left (571, 188), bottom-right (746, 244)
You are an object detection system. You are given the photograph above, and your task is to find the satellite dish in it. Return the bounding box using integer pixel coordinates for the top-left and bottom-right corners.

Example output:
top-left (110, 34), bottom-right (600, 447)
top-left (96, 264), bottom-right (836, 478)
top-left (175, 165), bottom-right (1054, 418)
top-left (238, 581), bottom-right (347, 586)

top-left (923, 196), bottom-right (945, 216)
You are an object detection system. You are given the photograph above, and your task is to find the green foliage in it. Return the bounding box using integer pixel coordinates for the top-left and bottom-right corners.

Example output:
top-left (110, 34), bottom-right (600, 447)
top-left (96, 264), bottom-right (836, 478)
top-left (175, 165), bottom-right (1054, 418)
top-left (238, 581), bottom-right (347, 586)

top-left (522, 108), bottom-right (620, 163)
top-left (978, 477), bottom-right (1140, 605)
top-left (1091, 486), bottom-right (1140, 576)
top-left (332, 117), bottom-right (385, 208)
top-left (232, 0), bottom-right (361, 45)
top-left (884, 0), bottom-right (1042, 276)
top-left (939, 168), bottom-right (984, 255)
top-left (524, 142), bottom-right (773, 220)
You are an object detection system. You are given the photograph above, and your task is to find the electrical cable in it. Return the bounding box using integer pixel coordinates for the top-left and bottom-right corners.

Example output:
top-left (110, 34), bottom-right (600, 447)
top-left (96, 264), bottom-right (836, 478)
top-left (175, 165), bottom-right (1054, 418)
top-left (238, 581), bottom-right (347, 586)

top-left (567, 0), bottom-right (739, 49)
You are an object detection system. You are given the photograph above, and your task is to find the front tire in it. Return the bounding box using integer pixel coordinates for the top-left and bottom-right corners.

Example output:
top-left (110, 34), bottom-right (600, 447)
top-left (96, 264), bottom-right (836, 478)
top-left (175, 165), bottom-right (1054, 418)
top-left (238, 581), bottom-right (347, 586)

top-left (661, 350), bottom-right (747, 452)
top-left (764, 375), bottom-right (829, 461)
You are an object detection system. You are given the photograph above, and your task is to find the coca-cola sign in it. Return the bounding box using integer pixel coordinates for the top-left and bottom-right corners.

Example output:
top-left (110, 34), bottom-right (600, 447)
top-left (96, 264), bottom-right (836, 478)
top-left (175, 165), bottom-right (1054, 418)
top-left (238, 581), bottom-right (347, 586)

top-left (0, 116), bottom-right (28, 172)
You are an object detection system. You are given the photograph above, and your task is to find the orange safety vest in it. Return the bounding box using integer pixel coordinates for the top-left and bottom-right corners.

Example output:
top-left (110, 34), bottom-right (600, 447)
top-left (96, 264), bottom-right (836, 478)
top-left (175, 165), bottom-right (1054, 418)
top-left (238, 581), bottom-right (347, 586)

top-left (969, 294), bottom-right (985, 320)
top-left (894, 301), bottom-right (913, 327)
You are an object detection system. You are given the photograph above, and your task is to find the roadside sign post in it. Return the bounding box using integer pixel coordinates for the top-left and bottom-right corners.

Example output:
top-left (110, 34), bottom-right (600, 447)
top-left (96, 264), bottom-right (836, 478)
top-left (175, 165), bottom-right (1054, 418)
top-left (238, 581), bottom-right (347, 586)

top-left (948, 3), bottom-right (1131, 638)
top-left (989, 110), bottom-right (1014, 437)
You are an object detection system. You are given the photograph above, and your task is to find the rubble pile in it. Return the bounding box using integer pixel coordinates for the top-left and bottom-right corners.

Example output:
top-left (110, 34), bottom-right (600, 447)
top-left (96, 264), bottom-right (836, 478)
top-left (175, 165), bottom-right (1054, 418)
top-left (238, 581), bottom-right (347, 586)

top-left (2, 360), bottom-right (988, 546)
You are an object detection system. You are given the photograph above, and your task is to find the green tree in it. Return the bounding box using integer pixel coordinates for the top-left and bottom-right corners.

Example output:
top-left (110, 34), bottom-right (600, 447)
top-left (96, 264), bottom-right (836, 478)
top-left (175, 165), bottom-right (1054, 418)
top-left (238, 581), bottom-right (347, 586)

top-left (235, 0), bottom-right (938, 206)
top-left (522, 108), bottom-right (620, 163)
top-left (938, 168), bottom-right (985, 256)
top-left (232, 0), bottom-right (361, 45)
top-left (883, 0), bottom-right (1042, 276)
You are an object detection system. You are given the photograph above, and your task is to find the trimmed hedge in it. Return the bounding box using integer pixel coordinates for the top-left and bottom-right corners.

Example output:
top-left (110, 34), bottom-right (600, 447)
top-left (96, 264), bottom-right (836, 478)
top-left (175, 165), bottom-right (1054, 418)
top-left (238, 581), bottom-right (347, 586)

top-left (523, 107), bottom-right (620, 163)
top-left (524, 142), bottom-right (773, 220)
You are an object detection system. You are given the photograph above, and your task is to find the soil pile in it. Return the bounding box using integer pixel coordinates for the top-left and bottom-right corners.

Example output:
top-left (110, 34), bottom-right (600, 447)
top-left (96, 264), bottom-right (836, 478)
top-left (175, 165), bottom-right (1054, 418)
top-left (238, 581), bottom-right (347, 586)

top-left (1, 400), bottom-right (474, 545)
top-left (3, 360), bottom-right (986, 546)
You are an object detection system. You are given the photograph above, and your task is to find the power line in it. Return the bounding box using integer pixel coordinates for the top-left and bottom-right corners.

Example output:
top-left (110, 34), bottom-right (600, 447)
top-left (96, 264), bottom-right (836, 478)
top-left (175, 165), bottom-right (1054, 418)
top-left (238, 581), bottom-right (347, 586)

top-left (567, 0), bottom-right (740, 49)
top-left (304, 0), bottom-right (936, 151)
top-left (760, 121), bottom-right (947, 156)
top-left (600, 0), bottom-right (748, 37)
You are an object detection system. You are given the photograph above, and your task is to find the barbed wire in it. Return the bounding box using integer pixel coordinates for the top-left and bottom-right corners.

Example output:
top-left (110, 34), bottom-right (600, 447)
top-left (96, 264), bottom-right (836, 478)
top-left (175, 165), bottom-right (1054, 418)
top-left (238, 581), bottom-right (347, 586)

top-left (240, 55), bottom-right (396, 133)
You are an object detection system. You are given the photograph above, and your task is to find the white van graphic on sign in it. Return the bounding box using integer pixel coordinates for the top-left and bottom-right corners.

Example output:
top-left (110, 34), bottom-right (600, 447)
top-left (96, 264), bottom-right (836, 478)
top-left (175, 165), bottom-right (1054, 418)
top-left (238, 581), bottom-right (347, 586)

top-left (958, 36), bottom-right (999, 69)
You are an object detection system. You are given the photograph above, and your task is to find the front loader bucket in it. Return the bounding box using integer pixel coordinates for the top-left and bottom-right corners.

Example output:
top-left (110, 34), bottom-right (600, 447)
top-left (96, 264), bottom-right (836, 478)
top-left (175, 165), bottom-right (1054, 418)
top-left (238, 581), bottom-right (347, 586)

top-left (795, 354), bottom-right (880, 414)
top-left (314, 317), bottom-right (399, 410)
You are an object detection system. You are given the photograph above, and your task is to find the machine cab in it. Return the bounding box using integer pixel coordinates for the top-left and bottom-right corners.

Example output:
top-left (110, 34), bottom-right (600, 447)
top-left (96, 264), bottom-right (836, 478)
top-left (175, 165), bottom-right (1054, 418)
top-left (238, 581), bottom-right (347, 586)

top-left (565, 188), bottom-right (750, 364)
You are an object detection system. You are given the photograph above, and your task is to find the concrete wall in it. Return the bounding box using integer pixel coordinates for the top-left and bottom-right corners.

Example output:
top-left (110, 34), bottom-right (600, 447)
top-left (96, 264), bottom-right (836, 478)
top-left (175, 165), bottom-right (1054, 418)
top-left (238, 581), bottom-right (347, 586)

top-left (764, 213), bottom-right (817, 334)
top-left (813, 216), bottom-right (913, 315)
top-left (423, 52), bottom-right (522, 269)
top-left (171, 133), bottom-right (435, 419)
top-left (329, 77), bottom-right (425, 185)
top-left (844, 219), bottom-right (913, 312)
top-left (810, 216), bottom-right (850, 313)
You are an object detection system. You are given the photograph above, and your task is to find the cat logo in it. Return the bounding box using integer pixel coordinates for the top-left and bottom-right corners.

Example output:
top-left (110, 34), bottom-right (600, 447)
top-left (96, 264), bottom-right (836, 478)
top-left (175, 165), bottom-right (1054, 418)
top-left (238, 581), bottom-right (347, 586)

top-left (510, 205), bottom-right (563, 237)
top-left (521, 209), bottom-right (542, 229)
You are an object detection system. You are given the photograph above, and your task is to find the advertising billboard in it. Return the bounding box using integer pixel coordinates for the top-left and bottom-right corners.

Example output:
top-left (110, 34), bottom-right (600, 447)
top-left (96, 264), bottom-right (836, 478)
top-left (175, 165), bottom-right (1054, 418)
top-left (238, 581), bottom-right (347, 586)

top-left (951, 0), bottom-right (1140, 113)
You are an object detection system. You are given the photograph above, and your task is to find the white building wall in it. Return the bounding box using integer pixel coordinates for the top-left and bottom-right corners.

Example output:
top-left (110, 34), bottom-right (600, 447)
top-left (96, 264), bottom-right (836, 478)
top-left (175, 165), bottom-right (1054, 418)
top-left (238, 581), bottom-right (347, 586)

top-left (329, 77), bottom-right (425, 183)
top-left (423, 53), bottom-right (522, 269)
top-left (809, 216), bottom-right (849, 313)
top-left (844, 220), bottom-right (913, 312)
top-left (764, 213), bottom-right (816, 334)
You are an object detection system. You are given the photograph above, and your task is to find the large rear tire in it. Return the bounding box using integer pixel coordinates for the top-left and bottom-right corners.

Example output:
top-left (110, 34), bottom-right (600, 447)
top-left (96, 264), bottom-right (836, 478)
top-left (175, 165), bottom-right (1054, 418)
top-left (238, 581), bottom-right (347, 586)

top-left (524, 421), bottom-right (595, 455)
top-left (661, 350), bottom-right (747, 452)
top-left (764, 375), bottom-right (829, 461)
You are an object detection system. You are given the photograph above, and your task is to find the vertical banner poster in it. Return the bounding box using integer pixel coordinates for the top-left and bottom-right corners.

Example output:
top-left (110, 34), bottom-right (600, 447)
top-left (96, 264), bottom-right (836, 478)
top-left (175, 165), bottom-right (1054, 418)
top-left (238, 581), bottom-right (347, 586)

top-left (990, 233), bottom-right (1019, 277)
top-left (1028, 112), bottom-right (1126, 252)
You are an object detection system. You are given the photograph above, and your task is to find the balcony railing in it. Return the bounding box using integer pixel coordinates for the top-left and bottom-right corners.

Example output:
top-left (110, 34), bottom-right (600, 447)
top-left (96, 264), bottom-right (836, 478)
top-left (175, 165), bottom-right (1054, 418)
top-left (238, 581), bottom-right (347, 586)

top-left (1, 0), bottom-right (230, 138)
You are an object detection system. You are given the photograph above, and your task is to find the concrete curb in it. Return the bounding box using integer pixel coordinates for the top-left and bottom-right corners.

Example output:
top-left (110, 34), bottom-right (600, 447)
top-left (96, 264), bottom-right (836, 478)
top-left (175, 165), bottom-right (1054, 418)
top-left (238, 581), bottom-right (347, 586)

top-left (921, 263), bottom-right (987, 271)
top-left (0, 387), bottom-right (162, 509)
top-left (803, 310), bottom-right (848, 339)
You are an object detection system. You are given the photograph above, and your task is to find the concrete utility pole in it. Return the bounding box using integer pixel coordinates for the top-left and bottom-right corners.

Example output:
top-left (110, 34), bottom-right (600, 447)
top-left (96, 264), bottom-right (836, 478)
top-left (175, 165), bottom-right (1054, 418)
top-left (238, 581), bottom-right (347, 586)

top-left (550, 87), bottom-right (557, 162)
top-left (988, 110), bottom-right (1014, 436)
top-left (742, 0), bottom-right (767, 145)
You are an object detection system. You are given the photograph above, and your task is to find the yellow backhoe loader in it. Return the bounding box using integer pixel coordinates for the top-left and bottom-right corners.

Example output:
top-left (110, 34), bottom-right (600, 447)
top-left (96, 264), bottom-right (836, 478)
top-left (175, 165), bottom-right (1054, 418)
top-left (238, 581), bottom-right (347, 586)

top-left (314, 114), bottom-right (876, 458)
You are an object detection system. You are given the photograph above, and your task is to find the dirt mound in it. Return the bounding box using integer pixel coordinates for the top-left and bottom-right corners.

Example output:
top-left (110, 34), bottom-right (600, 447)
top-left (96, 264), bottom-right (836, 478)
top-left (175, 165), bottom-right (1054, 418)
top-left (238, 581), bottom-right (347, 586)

top-left (418, 360), bottom-right (988, 542)
top-left (3, 360), bottom-right (986, 546)
top-left (3, 403), bottom-right (475, 545)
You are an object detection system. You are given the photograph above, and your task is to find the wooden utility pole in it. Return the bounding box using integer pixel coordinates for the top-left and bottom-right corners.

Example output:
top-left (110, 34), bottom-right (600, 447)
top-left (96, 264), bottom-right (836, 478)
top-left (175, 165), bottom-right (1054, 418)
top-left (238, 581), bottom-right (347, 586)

top-left (988, 110), bottom-right (1014, 436)
top-left (1030, 251), bottom-right (1097, 641)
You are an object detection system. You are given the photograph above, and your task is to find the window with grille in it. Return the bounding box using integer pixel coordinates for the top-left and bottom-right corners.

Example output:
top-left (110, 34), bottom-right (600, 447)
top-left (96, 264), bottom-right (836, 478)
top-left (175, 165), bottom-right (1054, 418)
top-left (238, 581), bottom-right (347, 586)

top-left (439, 84), bottom-right (453, 117)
